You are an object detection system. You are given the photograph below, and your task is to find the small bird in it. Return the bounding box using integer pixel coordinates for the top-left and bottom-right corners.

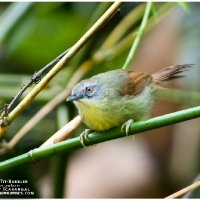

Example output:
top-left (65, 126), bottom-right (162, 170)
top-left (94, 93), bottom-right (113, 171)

top-left (67, 65), bottom-right (191, 147)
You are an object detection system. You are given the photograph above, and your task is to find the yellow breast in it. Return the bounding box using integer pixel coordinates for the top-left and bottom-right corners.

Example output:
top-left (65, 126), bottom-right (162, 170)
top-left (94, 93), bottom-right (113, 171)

top-left (75, 100), bottom-right (119, 131)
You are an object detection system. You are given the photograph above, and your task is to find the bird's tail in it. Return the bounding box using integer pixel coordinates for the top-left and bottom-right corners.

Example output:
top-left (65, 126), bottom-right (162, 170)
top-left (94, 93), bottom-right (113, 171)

top-left (152, 64), bottom-right (193, 85)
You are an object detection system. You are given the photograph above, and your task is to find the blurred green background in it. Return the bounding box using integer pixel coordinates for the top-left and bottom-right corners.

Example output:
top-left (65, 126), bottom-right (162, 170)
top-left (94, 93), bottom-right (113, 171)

top-left (0, 2), bottom-right (200, 198)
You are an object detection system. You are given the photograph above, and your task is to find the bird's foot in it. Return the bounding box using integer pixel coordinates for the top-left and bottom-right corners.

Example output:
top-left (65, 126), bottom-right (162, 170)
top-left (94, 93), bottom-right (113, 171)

top-left (121, 119), bottom-right (134, 136)
top-left (80, 129), bottom-right (93, 148)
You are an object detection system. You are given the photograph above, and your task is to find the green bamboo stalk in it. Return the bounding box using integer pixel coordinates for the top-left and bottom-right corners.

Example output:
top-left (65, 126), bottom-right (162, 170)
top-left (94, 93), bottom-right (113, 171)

top-left (1, 105), bottom-right (200, 173)
top-left (122, 2), bottom-right (152, 69)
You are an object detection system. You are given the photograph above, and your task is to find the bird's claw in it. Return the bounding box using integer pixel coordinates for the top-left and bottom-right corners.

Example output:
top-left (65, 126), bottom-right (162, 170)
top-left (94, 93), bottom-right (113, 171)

top-left (121, 119), bottom-right (134, 136)
top-left (80, 129), bottom-right (93, 148)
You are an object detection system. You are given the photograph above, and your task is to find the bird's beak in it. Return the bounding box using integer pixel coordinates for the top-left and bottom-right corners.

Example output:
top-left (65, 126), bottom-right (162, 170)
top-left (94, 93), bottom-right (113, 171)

top-left (66, 94), bottom-right (84, 102)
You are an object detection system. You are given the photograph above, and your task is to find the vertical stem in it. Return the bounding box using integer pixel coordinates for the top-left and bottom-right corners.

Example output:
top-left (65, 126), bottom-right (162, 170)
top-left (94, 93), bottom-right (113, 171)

top-left (122, 2), bottom-right (152, 69)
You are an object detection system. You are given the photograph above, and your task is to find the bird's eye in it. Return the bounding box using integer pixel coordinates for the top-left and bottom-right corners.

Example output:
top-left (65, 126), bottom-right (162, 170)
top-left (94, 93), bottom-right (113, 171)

top-left (86, 87), bottom-right (92, 93)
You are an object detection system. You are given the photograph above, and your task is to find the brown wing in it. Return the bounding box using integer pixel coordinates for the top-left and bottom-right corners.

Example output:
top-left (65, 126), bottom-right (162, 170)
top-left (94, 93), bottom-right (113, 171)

top-left (120, 71), bottom-right (152, 96)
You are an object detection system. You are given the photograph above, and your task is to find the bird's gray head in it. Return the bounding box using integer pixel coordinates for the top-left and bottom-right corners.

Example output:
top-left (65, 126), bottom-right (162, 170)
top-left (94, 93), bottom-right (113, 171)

top-left (67, 79), bottom-right (103, 103)
top-left (67, 70), bottom-right (126, 103)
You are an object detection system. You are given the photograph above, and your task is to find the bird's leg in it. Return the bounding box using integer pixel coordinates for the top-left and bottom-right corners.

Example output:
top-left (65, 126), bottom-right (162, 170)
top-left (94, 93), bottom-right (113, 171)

top-left (80, 129), bottom-right (93, 148)
top-left (121, 119), bottom-right (134, 136)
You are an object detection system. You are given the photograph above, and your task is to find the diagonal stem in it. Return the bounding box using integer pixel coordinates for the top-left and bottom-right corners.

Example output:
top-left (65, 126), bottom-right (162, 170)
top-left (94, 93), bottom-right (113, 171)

top-left (165, 181), bottom-right (200, 199)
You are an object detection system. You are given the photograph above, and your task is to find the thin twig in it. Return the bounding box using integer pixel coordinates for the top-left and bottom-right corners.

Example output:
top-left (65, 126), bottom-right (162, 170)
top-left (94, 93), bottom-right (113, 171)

top-left (0, 48), bottom-right (72, 117)
top-left (165, 181), bottom-right (200, 199)
top-left (122, 2), bottom-right (152, 69)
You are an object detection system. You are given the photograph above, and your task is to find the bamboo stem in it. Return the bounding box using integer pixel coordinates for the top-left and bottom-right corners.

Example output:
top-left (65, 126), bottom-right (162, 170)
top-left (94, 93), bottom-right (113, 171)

top-left (165, 181), bottom-right (200, 199)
